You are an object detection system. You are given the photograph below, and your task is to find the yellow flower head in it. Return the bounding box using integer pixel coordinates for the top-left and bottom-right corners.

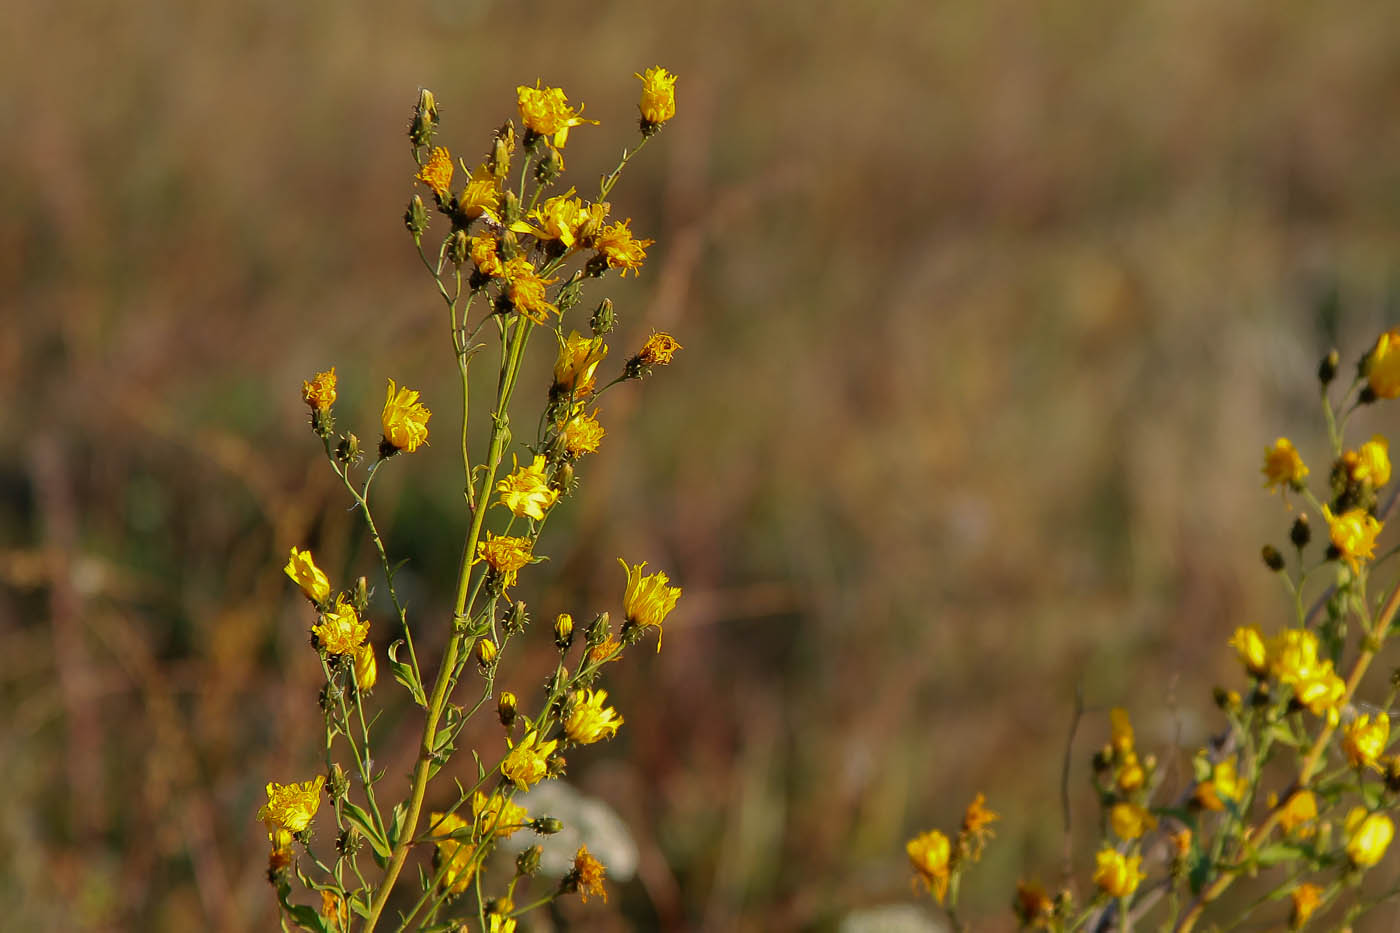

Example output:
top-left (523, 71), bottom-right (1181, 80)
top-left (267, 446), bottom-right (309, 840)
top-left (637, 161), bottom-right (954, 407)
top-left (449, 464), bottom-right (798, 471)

top-left (1109, 802), bottom-right (1157, 841)
top-left (353, 642), bottom-right (377, 691)
top-left (416, 146), bottom-right (454, 199)
top-left (515, 189), bottom-right (586, 248)
top-left (1346, 435), bottom-right (1392, 487)
top-left (1229, 625), bottom-right (1269, 678)
top-left (906, 829), bottom-right (952, 903)
top-left (502, 256), bottom-right (561, 323)
top-left (1290, 882), bottom-right (1324, 929)
top-left (313, 595), bottom-right (370, 656)
top-left (320, 889), bottom-right (349, 931)
top-left (637, 331), bottom-right (682, 367)
top-left (594, 219), bottom-right (653, 277)
top-left (1343, 712), bottom-right (1390, 770)
top-left (571, 844), bottom-right (608, 903)
top-left (636, 66), bottom-right (678, 126)
top-left (619, 558), bottom-right (682, 650)
top-left (428, 811), bottom-right (478, 895)
top-left (1109, 708), bottom-right (1135, 756)
top-left (587, 633), bottom-right (623, 666)
top-left (565, 689), bottom-right (624, 745)
top-left (1092, 847), bottom-right (1145, 899)
top-left (302, 368), bottom-right (337, 412)
top-left (457, 162), bottom-right (502, 222)
top-left (496, 454), bottom-right (560, 520)
top-left (960, 792), bottom-right (998, 860)
top-left (1275, 789), bottom-right (1318, 838)
top-left (1262, 437), bottom-right (1308, 490)
top-left (562, 407), bottom-right (606, 457)
top-left (285, 547), bottom-right (331, 604)
top-left (1269, 628), bottom-right (1322, 683)
top-left (1294, 665), bottom-right (1346, 723)
top-left (516, 81), bottom-right (598, 148)
top-left (1194, 756), bottom-right (1242, 811)
top-left (1323, 505), bottom-right (1382, 572)
top-left (476, 533), bottom-right (534, 590)
top-left (501, 729), bottom-right (557, 791)
top-left (1346, 807), bottom-right (1395, 868)
top-left (1014, 880), bottom-right (1055, 928)
top-left (576, 200), bottom-right (610, 244)
top-left (554, 331), bottom-right (608, 396)
top-left (1117, 752), bottom-right (1145, 793)
top-left (488, 915), bottom-right (516, 933)
top-left (469, 234), bottom-right (504, 279)
top-left (258, 775), bottom-right (326, 837)
top-left (381, 380), bottom-right (431, 453)
top-left (1368, 328), bottom-right (1400, 399)
top-left (471, 790), bottom-right (528, 838)
top-left (1168, 828), bottom-right (1192, 860)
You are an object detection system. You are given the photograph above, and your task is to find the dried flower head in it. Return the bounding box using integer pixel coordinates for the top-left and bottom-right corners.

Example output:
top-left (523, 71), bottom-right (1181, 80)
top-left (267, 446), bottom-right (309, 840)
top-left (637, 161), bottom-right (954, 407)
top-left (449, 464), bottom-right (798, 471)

top-left (637, 331), bottom-right (682, 367)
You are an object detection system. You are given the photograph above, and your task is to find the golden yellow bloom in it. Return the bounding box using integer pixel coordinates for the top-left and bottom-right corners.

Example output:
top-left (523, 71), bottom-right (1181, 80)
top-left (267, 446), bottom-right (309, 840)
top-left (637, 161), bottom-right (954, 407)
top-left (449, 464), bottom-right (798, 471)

top-left (1270, 628), bottom-right (1323, 683)
top-left (587, 634), bottom-right (623, 666)
top-left (571, 844), bottom-right (608, 903)
top-left (1110, 708), bottom-right (1135, 755)
top-left (906, 829), bottom-right (952, 903)
top-left (496, 455), bottom-right (560, 520)
top-left (258, 775), bottom-right (325, 837)
top-left (1274, 790), bottom-right (1318, 838)
top-left (619, 558), bottom-right (682, 650)
top-left (1194, 757), bottom-right (1242, 811)
top-left (565, 689), bottom-right (624, 745)
top-left (1092, 847), bottom-right (1145, 898)
top-left (636, 66), bottom-right (678, 125)
top-left (501, 730), bottom-right (557, 790)
top-left (576, 199), bottom-right (610, 243)
top-left (553, 331), bottom-right (608, 396)
top-left (1350, 435), bottom-right (1392, 487)
top-left (1290, 882), bottom-right (1324, 929)
top-left (516, 81), bottom-right (598, 148)
top-left (302, 368), bottom-right (337, 412)
top-left (514, 189), bottom-right (586, 248)
top-left (1343, 712), bottom-right (1390, 770)
top-left (471, 790), bottom-right (528, 838)
top-left (1368, 328), bottom-right (1400, 399)
top-left (594, 219), bottom-right (653, 276)
top-left (457, 162), bottom-right (502, 222)
top-left (476, 533), bottom-right (534, 590)
top-left (562, 407), bottom-right (605, 457)
top-left (381, 380), bottom-right (431, 453)
top-left (960, 792), bottom-right (998, 860)
top-left (637, 331), bottom-right (682, 367)
top-left (469, 234), bottom-right (504, 279)
top-left (285, 547), bottom-right (331, 604)
top-left (1294, 667), bottom-right (1346, 723)
top-left (1110, 802), bottom-right (1157, 840)
top-left (428, 811), bottom-right (478, 895)
top-left (487, 915), bottom-right (517, 933)
top-left (502, 256), bottom-right (560, 323)
top-left (1229, 625), bottom-right (1269, 677)
top-left (313, 595), bottom-right (370, 656)
top-left (320, 889), bottom-right (349, 931)
top-left (416, 146), bottom-right (454, 199)
top-left (1323, 505), bottom-right (1382, 572)
top-left (1014, 880), bottom-right (1055, 928)
top-left (1168, 827), bottom-right (1192, 860)
top-left (1117, 752), bottom-right (1145, 793)
top-left (1262, 437), bottom-right (1308, 490)
top-left (1345, 807), bottom-right (1394, 868)
top-left (353, 642), bottom-right (377, 691)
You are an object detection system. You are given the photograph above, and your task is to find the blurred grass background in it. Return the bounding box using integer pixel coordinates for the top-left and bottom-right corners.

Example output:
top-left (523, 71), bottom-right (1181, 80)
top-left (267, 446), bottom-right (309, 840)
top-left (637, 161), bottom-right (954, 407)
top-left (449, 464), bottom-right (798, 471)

top-left (5, 0), bottom-right (1400, 929)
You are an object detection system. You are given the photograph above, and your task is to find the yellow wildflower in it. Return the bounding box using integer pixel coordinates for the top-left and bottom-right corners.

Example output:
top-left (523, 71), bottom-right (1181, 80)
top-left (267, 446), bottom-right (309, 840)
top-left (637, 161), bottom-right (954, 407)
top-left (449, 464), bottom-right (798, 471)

top-left (553, 331), bottom-right (608, 396)
top-left (1262, 437), bottom-right (1308, 490)
top-left (496, 454), bottom-right (559, 520)
top-left (1293, 666), bottom-right (1346, 723)
top-left (636, 66), bottom-right (678, 126)
top-left (587, 634), bottom-right (623, 666)
top-left (285, 547), bottom-right (331, 604)
top-left (516, 81), bottom-right (598, 148)
top-left (1013, 880), bottom-right (1055, 928)
top-left (1324, 505), bottom-right (1382, 572)
top-left (1117, 752), bottom-right (1145, 793)
top-left (570, 844), bottom-right (608, 903)
top-left (637, 331), bottom-right (682, 367)
top-left (960, 792), bottom-right (998, 860)
top-left (501, 730), bottom-right (557, 790)
top-left (594, 219), bottom-right (653, 276)
top-left (564, 689), bottom-right (624, 745)
top-left (1368, 327), bottom-right (1400, 399)
top-left (381, 380), bottom-right (431, 453)
top-left (1343, 712), bottom-right (1390, 770)
top-left (576, 199), bottom-right (610, 244)
top-left (1274, 790), bottom-right (1318, 838)
top-left (1194, 757), bottom-right (1242, 811)
top-left (1349, 435), bottom-right (1392, 487)
top-left (906, 829), bottom-right (952, 903)
top-left (320, 889), bottom-right (349, 931)
top-left (469, 233), bottom-right (504, 279)
top-left (487, 915), bottom-right (516, 933)
top-left (562, 407), bottom-right (605, 457)
top-left (457, 162), bottom-right (501, 222)
top-left (312, 595), bottom-right (370, 656)
top-left (1290, 882), bottom-right (1323, 929)
top-left (476, 533), bottom-right (533, 590)
top-left (258, 775), bottom-right (325, 837)
top-left (1229, 625), bottom-right (1269, 678)
top-left (1270, 628), bottom-right (1323, 682)
top-left (514, 189), bottom-right (586, 248)
top-left (416, 146), bottom-right (454, 199)
top-left (1168, 828), bottom-right (1192, 860)
top-left (1092, 847), bottom-right (1145, 898)
top-left (471, 790), bottom-right (528, 838)
top-left (619, 558), bottom-right (682, 650)
top-left (1345, 807), bottom-right (1394, 868)
top-left (353, 642), bottom-right (377, 691)
top-left (1110, 802), bottom-right (1157, 841)
top-left (302, 368), bottom-right (337, 412)
top-left (501, 256), bottom-right (560, 324)
top-left (1110, 708), bottom-right (1135, 755)
top-left (428, 811), bottom-right (478, 895)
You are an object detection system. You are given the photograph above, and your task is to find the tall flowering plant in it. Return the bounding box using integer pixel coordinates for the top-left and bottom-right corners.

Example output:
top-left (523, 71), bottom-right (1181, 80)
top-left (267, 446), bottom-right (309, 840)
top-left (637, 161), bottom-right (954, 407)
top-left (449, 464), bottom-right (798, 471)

top-left (908, 335), bottom-right (1400, 931)
top-left (261, 70), bottom-right (682, 933)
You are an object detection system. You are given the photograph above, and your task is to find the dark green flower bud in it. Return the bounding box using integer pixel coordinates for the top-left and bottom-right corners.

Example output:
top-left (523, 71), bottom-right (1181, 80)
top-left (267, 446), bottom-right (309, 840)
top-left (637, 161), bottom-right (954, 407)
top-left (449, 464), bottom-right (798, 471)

top-left (590, 298), bottom-right (615, 336)
top-left (1291, 514), bottom-right (1311, 550)
top-left (1319, 349), bottom-right (1340, 386)
top-left (405, 195), bottom-right (430, 237)
top-left (1262, 545), bottom-right (1286, 572)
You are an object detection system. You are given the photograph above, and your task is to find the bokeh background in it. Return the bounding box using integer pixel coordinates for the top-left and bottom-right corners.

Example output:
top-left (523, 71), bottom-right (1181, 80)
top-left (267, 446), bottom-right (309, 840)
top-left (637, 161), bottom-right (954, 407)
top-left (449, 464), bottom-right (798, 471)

top-left (6, 0), bottom-right (1400, 930)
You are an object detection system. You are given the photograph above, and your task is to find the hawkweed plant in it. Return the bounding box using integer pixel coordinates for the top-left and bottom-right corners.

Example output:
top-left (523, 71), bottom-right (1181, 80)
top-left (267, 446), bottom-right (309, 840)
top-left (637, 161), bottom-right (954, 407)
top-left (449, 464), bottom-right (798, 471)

top-left (260, 69), bottom-right (682, 933)
top-left (909, 334), bottom-right (1400, 931)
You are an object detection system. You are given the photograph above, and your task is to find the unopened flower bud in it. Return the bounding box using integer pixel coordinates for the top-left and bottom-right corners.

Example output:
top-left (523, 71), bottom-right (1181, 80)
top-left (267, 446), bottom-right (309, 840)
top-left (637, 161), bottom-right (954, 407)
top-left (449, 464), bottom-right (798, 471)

top-left (405, 195), bottom-right (429, 237)
top-left (516, 844), bottom-right (543, 875)
top-left (489, 128), bottom-right (514, 180)
top-left (351, 576), bottom-right (369, 612)
top-left (590, 298), bottom-right (615, 336)
top-left (531, 817), bottom-right (563, 835)
top-left (336, 433), bottom-right (361, 465)
top-left (1291, 514), bottom-right (1311, 550)
top-left (556, 277), bottom-right (583, 312)
top-left (1262, 545), bottom-right (1286, 572)
top-left (486, 896), bottom-right (514, 917)
top-left (534, 146), bottom-right (564, 184)
top-left (505, 600), bottom-right (529, 635)
top-left (1319, 349), bottom-right (1340, 386)
top-left (476, 638), bottom-right (498, 669)
top-left (498, 691), bottom-right (517, 728)
top-left (1213, 687), bottom-right (1241, 712)
top-left (501, 190), bottom-right (522, 227)
top-left (585, 611), bottom-right (611, 646)
top-left (409, 88), bottom-right (439, 147)
top-left (554, 613), bottom-right (574, 650)
top-left (353, 642), bottom-right (377, 692)
top-left (329, 764), bottom-right (350, 800)
top-left (546, 753), bottom-right (567, 779)
top-left (447, 229), bottom-right (469, 265)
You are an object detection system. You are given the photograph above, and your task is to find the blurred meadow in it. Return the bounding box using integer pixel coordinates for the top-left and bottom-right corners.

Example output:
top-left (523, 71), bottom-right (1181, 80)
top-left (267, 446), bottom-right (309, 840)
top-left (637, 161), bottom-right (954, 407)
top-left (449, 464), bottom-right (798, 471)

top-left (6, 0), bottom-right (1400, 929)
